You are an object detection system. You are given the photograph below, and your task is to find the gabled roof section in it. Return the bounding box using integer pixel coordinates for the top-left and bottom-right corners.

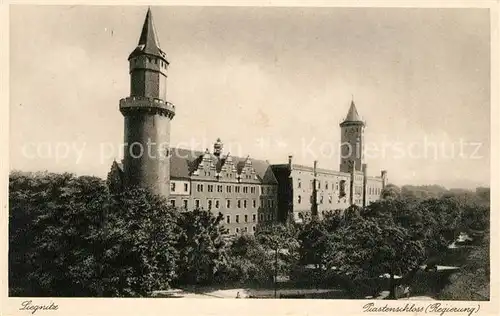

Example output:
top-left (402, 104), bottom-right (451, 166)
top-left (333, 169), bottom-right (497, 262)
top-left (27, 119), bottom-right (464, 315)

top-left (113, 148), bottom-right (278, 184)
top-left (170, 148), bottom-right (278, 184)
top-left (128, 8), bottom-right (168, 61)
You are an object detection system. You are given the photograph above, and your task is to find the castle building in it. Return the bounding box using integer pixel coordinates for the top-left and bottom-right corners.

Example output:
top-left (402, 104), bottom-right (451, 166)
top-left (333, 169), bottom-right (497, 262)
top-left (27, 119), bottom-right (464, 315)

top-left (109, 9), bottom-right (387, 232)
top-left (271, 101), bottom-right (388, 223)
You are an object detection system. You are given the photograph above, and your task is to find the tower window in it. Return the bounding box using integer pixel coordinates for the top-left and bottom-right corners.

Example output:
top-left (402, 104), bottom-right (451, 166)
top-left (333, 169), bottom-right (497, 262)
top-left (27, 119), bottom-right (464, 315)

top-left (184, 183), bottom-right (188, 192)
top-left (298, 195), bottom-right (301, 204)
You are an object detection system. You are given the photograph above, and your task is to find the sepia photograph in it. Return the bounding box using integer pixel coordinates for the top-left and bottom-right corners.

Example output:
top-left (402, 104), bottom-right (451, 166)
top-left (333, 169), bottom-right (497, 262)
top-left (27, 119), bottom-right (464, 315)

top-left (2, 2), bottom-right (498, 315)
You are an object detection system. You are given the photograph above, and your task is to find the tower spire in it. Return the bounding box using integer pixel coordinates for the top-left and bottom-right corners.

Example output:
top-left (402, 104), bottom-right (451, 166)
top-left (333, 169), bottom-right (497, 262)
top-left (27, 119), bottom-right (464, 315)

top-left (343, 99), bottom-right (362, 122)
top-left (129, 8), bottom-right (167, 61)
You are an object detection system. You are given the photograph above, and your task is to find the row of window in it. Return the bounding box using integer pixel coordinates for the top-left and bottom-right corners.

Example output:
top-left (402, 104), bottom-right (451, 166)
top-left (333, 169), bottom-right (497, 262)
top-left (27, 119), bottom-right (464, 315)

top-left (133, 55), bottom-right (168, 68)
top-left (368, 187), bottom-right (382, 195)
top-left (234, 226), bottom-right (256, 234)
top-left (170, 182), bottom-right (189, 193)
top-left (354, 185), bottom-right (363, 195)
top-left (226, 213), bottom-right (274, 224)
top-left (297, 179), bottom-right (347, 191)
top-left (170, 198), bottom-right (275, 210)
top-left (193, 183), bottom-right (275, 194)
top-left (355, 186), bottom-right (382, 195)
top-left (200, 170), bottom-right (254, 179)
top-left (297, 194), bottom-right (348, 205)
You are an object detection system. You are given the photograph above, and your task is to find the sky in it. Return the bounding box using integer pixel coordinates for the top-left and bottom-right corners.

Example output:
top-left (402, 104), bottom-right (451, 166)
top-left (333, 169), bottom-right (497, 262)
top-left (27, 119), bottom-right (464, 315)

top-left (9, 5), bottom-right (491, 189)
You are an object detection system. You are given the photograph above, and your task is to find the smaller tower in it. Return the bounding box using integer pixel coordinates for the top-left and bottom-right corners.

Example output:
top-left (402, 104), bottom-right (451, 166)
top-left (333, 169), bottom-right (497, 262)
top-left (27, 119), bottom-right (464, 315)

top-left (339, 99), bottom-right (365, 173)
top-left (362, 163), bottom-right (367, 207)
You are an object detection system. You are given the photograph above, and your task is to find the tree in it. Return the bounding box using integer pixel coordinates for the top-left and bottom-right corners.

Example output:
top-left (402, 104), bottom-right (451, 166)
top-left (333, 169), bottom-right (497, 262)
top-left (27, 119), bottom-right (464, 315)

top-left (330, 216), bottom-right (425, 299)
top-left (297, 219), bottom-right (328, 267)
top-left (100, 187), bottom-right (180, 296)
top-left (9, 172), bottom-right (180, 297)
top-left (222, 234), bottom-right (272, 285)
top-left (381, 184), bottom-right (401, 200)
top-left (255, 224), bottom-right (299, 297)
top-left (9, 171), bottom-right (109, 296)
top-left (439, 231), bottom-right (490, 300)
top-left (174, 209), bottom-right (228, 286)
top-left (475, 187), bottom-right (490, 205)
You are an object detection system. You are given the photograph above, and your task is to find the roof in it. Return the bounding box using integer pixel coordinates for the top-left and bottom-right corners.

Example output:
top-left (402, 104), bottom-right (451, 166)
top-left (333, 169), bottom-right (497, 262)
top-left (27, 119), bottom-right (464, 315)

top-left (128, 8), bottom-right (168, 61)
top-left (341, 100), bottom-right (363, 125)
top-left (115, 147), bottom-right (278, 184)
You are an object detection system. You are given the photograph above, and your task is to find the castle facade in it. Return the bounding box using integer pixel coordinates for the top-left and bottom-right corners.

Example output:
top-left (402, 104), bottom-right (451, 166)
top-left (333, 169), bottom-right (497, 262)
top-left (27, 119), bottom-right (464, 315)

top-left (108, 9), bottom-right (387, 234)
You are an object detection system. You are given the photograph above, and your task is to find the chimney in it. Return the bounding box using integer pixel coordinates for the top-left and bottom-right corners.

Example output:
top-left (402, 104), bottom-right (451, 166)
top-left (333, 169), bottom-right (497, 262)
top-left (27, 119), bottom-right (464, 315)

top-left (381, 170), bottom-right (388, 189)
top-left (312, 160), bottom-right (319, 219)
top-left (288, 155), bottom-right (293, 167)
top-left (362, 164), bottom-right (367, 207)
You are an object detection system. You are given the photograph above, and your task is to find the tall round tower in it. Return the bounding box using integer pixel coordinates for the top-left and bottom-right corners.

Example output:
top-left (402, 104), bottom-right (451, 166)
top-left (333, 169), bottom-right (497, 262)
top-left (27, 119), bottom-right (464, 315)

top-left (119, 8), bottom-right (175, 197)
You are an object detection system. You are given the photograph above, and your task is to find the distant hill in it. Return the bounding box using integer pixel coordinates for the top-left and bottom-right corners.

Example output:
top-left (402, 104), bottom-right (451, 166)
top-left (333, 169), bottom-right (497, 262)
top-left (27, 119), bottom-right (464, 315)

top-left (385, 184), bottom-right (490, 205)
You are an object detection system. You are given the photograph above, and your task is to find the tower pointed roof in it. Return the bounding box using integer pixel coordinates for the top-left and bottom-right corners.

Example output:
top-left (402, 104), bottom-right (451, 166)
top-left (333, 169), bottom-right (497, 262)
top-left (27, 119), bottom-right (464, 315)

top-left (128, 8), bottom-right (167, 61)
top-left (344, 100), bottom-right (362, 122)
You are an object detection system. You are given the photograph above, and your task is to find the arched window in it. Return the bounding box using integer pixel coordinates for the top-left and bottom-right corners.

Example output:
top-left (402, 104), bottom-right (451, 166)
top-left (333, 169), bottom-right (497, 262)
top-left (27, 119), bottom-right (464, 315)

top-left (298, 195), bottom-right (302, 204)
